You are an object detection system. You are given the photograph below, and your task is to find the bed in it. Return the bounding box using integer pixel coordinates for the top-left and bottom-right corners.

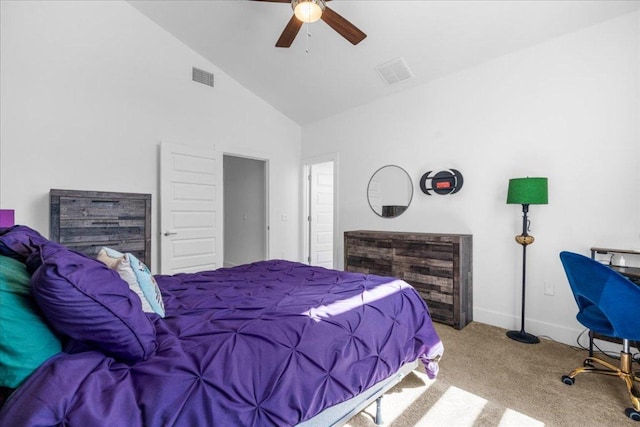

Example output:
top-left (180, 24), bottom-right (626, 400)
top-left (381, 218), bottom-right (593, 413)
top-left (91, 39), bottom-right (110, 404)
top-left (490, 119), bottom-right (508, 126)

top-left (0, 225), bottom-right (443, 426)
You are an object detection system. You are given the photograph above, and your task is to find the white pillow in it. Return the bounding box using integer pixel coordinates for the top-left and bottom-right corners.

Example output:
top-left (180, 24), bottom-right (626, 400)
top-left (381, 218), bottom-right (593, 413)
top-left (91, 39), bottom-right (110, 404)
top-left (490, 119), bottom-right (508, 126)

top-left (96, 247), bottom-right (164, 317)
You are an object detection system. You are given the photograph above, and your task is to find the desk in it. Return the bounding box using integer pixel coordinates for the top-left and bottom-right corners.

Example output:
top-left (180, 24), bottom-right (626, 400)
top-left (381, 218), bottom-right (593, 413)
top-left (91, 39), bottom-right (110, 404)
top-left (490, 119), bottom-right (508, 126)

top-left (611, 266), bottom-right (640, 284)
top-left (587, 247), bottom-right (640, 355)
top-left (590, 247), bottom-right (640, 285)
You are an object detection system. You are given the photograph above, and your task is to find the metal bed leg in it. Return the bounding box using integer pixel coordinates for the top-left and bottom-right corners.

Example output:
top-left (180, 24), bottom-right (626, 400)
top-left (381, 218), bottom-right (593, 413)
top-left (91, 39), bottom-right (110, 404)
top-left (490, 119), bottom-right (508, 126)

top-left (375, 396), bottom-right (383, 425)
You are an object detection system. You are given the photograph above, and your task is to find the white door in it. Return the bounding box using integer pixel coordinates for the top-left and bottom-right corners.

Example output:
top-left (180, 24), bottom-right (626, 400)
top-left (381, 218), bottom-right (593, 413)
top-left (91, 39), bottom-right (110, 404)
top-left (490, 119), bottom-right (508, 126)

top-left (308, 161), bottom-right (334, 269)
top-left (160, 142), bottom-right (222, 274)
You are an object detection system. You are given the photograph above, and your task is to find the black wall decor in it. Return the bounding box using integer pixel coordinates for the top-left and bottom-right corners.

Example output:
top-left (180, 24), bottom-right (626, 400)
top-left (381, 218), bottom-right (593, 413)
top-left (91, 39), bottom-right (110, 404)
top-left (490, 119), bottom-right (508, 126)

top-left (420, 169), bottom-right (464, 195)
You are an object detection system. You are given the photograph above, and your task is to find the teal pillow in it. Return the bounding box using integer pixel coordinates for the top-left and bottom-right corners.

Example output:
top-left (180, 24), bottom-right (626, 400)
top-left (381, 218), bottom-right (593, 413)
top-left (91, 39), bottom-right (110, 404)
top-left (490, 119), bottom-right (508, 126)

top-left (0, 255), bottom-right (62, 388)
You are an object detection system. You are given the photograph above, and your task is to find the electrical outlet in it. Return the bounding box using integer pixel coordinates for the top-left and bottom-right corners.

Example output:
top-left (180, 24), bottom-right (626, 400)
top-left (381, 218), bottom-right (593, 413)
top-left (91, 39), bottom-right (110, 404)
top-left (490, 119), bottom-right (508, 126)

top-left (544, 281), bottom-right (554, 296)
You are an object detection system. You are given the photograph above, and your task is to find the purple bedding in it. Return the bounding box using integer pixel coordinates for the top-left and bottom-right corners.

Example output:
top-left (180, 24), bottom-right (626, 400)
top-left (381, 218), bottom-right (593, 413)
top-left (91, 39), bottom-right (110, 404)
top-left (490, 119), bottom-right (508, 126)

top-left (0, 231), bottom-right (443, 426)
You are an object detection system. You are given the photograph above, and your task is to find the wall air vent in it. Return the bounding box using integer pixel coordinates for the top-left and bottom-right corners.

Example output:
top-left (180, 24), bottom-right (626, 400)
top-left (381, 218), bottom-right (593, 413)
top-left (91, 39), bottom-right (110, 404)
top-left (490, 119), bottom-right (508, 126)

top-left (192, 67), bottom-right (214, 88)
top-left (375, 57), bottom-right (414, 86)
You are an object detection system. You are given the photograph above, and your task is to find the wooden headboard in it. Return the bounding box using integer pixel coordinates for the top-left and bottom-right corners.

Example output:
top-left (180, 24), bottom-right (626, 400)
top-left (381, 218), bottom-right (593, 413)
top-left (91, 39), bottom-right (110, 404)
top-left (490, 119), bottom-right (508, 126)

top-left (49, 189), bottom-right (152, 267)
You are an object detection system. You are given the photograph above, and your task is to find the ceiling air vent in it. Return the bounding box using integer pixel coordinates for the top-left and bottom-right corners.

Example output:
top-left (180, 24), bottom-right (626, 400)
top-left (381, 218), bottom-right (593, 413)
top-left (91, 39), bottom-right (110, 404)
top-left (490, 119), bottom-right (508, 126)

top-left (192, 67), bottom-right (214, 88)
top-left (375, 57), bottom-right (414, 86)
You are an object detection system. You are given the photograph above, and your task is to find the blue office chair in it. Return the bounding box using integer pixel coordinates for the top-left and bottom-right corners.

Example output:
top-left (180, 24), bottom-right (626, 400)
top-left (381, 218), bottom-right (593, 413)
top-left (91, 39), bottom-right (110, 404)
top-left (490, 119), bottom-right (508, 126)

top-left (559, 251), bottom-right (640, 421)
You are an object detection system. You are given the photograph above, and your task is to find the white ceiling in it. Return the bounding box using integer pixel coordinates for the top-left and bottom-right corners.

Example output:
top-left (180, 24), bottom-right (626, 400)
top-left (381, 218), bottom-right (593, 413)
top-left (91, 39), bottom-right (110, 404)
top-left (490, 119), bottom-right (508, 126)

top-left (128, 0), bottom-right (640, 125)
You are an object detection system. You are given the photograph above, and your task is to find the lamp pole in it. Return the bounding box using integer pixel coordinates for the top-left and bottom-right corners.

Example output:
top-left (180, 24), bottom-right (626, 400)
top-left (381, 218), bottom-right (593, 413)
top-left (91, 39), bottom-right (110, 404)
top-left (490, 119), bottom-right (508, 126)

top-left (506, 203), bottom-right (540, 344)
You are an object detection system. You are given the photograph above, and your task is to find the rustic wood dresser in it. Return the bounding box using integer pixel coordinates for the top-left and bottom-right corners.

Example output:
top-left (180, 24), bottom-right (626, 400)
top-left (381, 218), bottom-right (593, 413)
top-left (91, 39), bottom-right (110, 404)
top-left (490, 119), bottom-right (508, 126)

top-left (50, 189), bottom-right (152, 267)
top-left (344, 230), bottom-right (472, 329)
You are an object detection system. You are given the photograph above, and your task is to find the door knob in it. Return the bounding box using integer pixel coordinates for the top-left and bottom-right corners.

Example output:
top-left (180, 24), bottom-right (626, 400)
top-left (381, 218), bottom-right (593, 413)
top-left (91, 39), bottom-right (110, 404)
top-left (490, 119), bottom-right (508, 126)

top-left (163, 231), bottom-right (178, 236)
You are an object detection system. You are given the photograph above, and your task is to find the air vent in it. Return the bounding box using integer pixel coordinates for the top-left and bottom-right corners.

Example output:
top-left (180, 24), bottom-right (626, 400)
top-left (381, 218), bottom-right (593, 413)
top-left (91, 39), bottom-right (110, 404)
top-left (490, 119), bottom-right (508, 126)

top-left (192, 67), bottom-right (214, 87)
top-left (375, 57), bottom-right (414, 86)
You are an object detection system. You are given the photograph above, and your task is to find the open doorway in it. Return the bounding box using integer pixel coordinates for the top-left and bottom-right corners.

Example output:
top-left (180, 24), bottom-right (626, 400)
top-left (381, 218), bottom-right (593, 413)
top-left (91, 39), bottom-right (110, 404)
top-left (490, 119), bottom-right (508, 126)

top-left (223, 155), bottom-right (268, 267)
top-left (303, 156), bottom-right (336, 269)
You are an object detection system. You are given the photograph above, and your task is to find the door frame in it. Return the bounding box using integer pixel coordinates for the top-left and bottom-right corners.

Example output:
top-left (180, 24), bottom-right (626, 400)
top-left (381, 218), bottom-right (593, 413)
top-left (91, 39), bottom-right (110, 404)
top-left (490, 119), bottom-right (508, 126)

top-left (302, 152), bottom-right (339, 268)
top-left (222, 150), bottom-right (270, 262)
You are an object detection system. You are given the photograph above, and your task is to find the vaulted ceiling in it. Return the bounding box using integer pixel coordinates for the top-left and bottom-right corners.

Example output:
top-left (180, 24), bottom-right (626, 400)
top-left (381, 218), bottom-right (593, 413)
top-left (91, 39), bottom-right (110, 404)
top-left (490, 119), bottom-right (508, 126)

top-left (129, 1), bottom-right (640, 125)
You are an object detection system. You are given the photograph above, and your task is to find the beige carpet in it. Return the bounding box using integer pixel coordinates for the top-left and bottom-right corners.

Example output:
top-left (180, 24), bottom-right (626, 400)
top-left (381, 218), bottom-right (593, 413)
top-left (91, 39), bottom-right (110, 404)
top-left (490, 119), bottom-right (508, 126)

top-left (346, 322), bottom-right (639, 426)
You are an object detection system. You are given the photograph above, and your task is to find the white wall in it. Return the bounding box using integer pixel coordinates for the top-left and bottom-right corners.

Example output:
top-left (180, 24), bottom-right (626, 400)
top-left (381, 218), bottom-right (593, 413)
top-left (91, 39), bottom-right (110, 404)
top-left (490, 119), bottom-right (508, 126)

top-left (0, 0), bottom-right (302, 270)
top-left (302, 11), bottom-right (640, 345)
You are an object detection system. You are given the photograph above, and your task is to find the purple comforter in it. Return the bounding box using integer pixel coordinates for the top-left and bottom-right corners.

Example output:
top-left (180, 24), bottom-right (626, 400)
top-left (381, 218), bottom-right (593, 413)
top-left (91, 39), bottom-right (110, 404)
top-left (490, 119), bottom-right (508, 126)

top-left (1, 260), bottom-right (442, 426)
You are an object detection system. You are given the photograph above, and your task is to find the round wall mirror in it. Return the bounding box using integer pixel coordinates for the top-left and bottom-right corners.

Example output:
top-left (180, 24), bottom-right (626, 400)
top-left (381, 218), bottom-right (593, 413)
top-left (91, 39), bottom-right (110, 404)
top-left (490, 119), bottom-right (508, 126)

top-left (367, 165), bottom-right (413, 218)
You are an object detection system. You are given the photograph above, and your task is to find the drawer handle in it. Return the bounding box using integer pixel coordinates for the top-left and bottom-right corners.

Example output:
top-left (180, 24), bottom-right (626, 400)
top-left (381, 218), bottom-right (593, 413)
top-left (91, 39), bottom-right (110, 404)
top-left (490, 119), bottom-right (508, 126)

top-left (163, 231), bottom-right (178, 237)
top-left (92, 221), bottom-right (119, 225)
top-left (91, 200), bottom-right (120, 204)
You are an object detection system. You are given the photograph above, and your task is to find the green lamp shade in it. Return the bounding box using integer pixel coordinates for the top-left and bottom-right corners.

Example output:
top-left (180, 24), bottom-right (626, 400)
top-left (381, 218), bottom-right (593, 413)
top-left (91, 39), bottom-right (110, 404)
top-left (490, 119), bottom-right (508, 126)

top-left (507, 177), bottom-right (548, 205)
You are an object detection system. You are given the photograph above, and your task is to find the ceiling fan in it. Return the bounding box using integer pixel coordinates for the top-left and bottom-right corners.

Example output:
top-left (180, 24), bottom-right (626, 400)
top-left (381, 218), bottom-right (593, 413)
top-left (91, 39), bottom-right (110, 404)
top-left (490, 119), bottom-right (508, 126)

top-left (252, 0), bottom-right (367, 48)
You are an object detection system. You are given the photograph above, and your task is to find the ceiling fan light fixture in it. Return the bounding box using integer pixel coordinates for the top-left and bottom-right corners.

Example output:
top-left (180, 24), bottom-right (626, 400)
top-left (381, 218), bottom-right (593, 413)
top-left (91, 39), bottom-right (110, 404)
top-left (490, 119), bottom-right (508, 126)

top-left (292, 0), bottom-right (325, 23)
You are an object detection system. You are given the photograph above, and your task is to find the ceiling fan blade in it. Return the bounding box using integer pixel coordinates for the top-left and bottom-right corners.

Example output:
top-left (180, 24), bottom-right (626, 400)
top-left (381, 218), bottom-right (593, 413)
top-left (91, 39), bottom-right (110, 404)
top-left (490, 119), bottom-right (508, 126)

top-left (276, 15), bottom-right (304, 48)
top-left (321, 6), bottom-right (366, 45)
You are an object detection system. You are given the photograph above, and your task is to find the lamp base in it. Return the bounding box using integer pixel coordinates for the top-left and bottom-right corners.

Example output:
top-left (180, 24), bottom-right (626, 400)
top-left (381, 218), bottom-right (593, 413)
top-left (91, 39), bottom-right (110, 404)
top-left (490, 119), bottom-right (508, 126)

top-left (506, 330), bottom-right (540, 344)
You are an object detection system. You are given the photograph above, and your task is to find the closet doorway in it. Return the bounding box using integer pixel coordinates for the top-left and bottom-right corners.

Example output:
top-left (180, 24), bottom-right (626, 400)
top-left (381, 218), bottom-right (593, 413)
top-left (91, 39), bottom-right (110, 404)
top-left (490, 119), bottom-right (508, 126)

top-left (303, 155), bottom-right (337, 269)
top-left (223, 155), bottom-right (268, 267)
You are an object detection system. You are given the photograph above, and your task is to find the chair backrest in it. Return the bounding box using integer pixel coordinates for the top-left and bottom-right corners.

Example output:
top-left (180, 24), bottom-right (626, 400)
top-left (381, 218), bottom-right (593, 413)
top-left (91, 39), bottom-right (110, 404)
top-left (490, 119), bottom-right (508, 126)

top-left (559, 251), bottom-right (640, 341)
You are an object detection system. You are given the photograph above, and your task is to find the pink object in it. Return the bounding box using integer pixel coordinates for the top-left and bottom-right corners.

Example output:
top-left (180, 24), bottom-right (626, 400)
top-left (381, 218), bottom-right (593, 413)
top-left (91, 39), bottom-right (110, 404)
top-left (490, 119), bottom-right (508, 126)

top-left (0, 209), bottom-right (15, 227)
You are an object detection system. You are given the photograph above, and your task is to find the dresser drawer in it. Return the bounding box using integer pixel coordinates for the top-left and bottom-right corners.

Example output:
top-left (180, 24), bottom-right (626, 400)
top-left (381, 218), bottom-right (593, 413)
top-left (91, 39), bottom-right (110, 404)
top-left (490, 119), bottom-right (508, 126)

top-left (57, 219), bottom-right (146, 243)
top-left (64, 240), bottom-right (146, 262)
top-left (59, 197), bottom-right (146, 220)
top-left (400, 269), bottom-right (454, 295)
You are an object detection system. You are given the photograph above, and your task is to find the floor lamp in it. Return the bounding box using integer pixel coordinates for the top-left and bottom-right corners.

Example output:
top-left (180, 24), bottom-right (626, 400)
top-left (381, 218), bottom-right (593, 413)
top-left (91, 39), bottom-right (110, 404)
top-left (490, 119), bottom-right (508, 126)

top-left (506, 177), bottom-right (548, 344)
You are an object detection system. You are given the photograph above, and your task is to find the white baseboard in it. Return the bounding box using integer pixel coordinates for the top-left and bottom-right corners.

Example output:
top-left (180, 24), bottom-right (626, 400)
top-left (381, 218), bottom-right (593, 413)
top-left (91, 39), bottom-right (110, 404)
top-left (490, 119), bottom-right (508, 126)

top-left (473, 307), bottom-right (584, 347)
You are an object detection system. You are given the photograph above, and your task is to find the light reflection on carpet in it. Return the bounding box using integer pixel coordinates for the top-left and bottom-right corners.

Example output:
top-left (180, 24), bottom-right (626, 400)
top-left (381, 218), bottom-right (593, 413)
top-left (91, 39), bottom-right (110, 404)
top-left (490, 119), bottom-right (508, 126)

top-left (415, 386), bottom-right (487, 426)
top-left (345, 369), bottom-right (545, 427)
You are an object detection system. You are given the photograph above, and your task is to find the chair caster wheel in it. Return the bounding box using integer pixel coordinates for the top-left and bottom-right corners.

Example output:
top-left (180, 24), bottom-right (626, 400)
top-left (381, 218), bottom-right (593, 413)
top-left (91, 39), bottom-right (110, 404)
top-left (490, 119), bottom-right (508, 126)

top-left (625, 408), bottom-right (640, 421)
top-left (561, 375), bottom-right (574, 386)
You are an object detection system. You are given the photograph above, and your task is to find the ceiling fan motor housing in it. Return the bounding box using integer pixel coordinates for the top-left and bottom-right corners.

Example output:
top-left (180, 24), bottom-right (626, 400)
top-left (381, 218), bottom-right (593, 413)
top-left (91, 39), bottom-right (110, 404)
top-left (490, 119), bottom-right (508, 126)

top-left (292, 0), bottom-right (326, 23)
